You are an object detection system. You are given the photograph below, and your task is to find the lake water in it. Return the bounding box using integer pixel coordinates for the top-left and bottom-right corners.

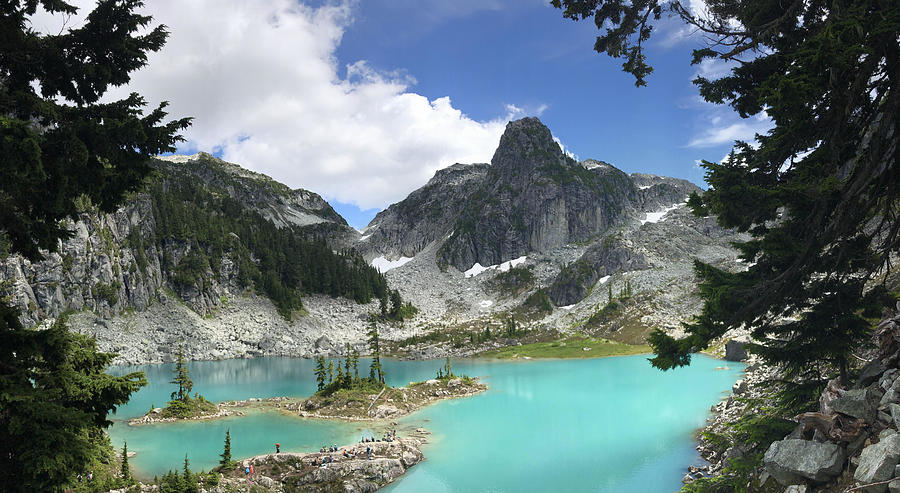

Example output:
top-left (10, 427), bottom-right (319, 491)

top-left (108, 355), bottom-right (743, 491)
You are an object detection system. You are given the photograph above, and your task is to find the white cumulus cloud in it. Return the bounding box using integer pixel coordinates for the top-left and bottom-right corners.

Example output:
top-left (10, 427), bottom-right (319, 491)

top-left (30, 0), bottom-right (522, 210)
top-left (688, 112), bottom-right (772, 148)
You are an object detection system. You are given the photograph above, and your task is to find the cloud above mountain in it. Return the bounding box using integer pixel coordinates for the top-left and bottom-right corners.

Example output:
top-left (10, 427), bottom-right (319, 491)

top-left (32, 0), bottom-right (518, 210)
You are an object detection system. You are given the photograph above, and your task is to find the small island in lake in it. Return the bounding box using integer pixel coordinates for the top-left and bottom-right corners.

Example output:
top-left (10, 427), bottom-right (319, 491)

top-left (131, 332), bottom-right (487, 426)
top-left (296, 355), bottom-right (486, 420)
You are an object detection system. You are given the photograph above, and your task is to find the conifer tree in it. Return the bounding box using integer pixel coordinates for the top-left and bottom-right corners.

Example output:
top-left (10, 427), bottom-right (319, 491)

top-left (0, 1), bottom-right (186, 489)
top-left (554, 0), bottom-right (900, 391)
top-left (379, 294), bottom-right (389, 317)
top-left (181, 454), bottom-right (197, 493)
top-left (344, 344), bottom-right (352, 386)
top-left (121, 442), bottom-right (131, 483)
top-left (219, 429), bottom-right (233, 468)
top-left (327, 360), bottom-right (334, 385)
top-left (367, 324), bottom-right (384, 383)
top-left (351, 348), bottom-right (360, 382)
top-left (170, 345), bottom-right (193, 402)
top-left (314, 357), bottom-right (327, 391)
top-left (389, 290), bottom-right (402, 320)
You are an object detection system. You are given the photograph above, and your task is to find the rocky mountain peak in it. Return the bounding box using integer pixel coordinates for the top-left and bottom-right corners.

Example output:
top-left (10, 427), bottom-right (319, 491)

top-left (491, 117), bottom-right (568, 176)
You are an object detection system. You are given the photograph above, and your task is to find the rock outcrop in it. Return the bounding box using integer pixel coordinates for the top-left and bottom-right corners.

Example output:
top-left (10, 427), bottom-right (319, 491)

top-left (724, 339), bottom-right (748, 361)
top-left (362, 163), bottom-right (490, 260)
top-left (436, 118), bottom-right (640, 271)
top-left (548, 235), bottom-right (649, 306)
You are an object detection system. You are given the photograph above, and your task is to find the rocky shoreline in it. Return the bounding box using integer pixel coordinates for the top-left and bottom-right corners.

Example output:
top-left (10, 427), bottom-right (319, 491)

top-left (110, 435), bottom-right (428, 493)
top-left (687, 306), bottom-right (900, 493)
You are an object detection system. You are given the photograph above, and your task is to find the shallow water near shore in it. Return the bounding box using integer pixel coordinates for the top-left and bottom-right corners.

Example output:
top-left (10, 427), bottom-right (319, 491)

top-left (108, 355), bottom-right (743, 491)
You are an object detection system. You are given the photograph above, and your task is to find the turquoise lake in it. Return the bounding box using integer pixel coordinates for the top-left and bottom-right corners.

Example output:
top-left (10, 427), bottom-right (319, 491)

top-left (108, 355), bottom-right (743, 492)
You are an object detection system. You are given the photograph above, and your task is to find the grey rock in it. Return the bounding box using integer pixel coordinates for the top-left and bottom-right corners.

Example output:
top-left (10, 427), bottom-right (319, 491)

top-left (889, 479), bottom-right (900, 493)
top-left (855, 434), bottom-right (900, 493)
top-left (881, 389), bottom-right (900, 407)
top-left (763, 439), bottom-right (845, 485)
top-left (891, 403), bottom-right (900, 432)
top-left (857, 359), bottom-right (888, 389)
top-left (365, 117), bottom-right (702, 273)
top-left (725, 340), bottom-right (748, 362)
top-left (549, 235), bottom-right (648, 305)
top-left (314, 336), bottom-right (332, 351)
top-left (361, 162), bottom-right (490, 259)
top-left (832, 387), bottom-right (881, 423)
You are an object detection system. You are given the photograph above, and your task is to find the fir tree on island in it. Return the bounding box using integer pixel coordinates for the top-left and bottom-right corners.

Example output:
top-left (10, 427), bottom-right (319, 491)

top-left (158, 345), bottom-right (216, 419)
top-left (303, 326), bottom-right (484, 419)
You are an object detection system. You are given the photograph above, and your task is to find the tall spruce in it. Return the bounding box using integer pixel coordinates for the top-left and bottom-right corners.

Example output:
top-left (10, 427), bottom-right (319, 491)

top-left (170, 345), bottom-right (193, 401)
top-left (351, 348), bottom-right (360, 382)
top-left (219, 429), bottom-right (232, 468)
top-left (389, 290), bottom-right (403, 320)
top-left (121, 441), bottom-right (131, 483)
top-left (367, 323), bottom-right (384, 384)
top-left (344, 344), bottom-right (352, 385)
top-left (0, 1), bottom-right (186, 490)
top-left (327, 360), bottom-right (334, 385)
top-left (314, 357), bottom-right (327, 391)
top-left (553, 0), bottom-right (900, 393)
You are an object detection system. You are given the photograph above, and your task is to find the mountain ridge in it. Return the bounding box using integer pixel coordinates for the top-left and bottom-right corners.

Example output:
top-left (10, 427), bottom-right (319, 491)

top-left (0, 118), bottom-right (745, 364)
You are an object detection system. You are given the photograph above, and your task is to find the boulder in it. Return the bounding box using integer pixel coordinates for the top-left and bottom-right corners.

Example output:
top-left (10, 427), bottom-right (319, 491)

top-left (890, 403), bottom-right (900, 430)
top-left (855, 434), bottom-right (900, 493)
top-left (880, 389), bottom-right (900, 407)
top-left (724, 340), bottom-right (748, 361)
top-left (314, 335), bottom-right (332, 351)
top-left (832, 387), bottom-right (881, 424)
top-left (889, 479), bottom-right (900, 493)
top-left (763, 439), bottom-right (845, 485)
top-left (372, 405), bottom-right (401, 419)
top-left (856, 359), bottom-right (888, 389)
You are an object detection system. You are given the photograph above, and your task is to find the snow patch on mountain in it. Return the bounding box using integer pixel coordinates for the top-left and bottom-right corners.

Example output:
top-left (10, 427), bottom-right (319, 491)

top-left (371, 255), bottom-right (414, 273)
top-left (463, 256), bottom-right (528, 278)
top-left (641, 203), bottom-right (684, 225)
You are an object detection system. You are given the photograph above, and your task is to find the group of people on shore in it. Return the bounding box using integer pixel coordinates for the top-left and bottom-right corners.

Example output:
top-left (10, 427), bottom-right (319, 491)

top-left (360, 429), bottom-right (397, 443)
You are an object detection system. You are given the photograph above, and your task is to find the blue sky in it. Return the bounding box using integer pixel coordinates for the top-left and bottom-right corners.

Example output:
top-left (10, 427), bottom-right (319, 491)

top-left (326, 1), bottom-right (763, 229)
top-left (67, 0), bottom-right (768, 230)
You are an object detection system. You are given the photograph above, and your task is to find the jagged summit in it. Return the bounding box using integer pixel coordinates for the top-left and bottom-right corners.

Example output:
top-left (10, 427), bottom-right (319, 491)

top-left (360, 117), bottom-right (706, 273)
top-left (490, 117), bottom-right (568, 175)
